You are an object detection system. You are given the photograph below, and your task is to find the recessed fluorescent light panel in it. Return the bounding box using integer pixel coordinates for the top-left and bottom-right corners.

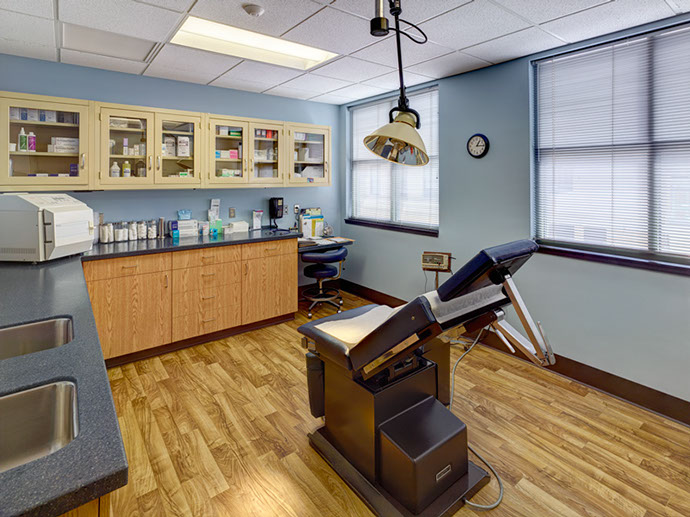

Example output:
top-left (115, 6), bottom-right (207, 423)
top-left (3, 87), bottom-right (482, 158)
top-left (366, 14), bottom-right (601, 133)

top-left (171, 16), bottom-right (338, 70)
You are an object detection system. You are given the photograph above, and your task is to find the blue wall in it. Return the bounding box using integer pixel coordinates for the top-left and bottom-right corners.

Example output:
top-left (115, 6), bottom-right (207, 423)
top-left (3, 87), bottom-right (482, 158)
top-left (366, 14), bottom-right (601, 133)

top-left (0, 54), bottom-right (342, 234)
top-left (340, 18), bottom-right (690, 402)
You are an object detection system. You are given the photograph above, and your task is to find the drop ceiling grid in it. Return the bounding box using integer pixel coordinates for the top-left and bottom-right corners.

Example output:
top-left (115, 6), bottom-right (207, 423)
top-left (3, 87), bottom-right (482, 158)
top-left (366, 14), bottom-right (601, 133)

top-left (0, 0), bottom-right (684, 103)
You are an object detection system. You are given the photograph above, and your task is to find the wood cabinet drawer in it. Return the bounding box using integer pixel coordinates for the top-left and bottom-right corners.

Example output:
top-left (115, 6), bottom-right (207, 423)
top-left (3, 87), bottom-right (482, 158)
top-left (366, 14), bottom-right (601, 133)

top-left (83, 253), bottom-right (171, 281)
top-left (172, 303), bottom-right (241, 342)
top-left (172, 245), bottom-right (242, 269)
top-left (241, 238), bottom-right (296, 260)
top-left (172, 262), bottom-right (241, 293)
top-left (172, 284), bottom-right (240, 317)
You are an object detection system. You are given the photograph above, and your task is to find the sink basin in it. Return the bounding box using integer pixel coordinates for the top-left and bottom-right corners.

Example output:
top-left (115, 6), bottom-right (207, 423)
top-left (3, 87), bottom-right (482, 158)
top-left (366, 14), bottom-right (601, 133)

top-left (0, 317), bottom-right (73, 361)
top-left (0, 381), bottom-right (79, 473)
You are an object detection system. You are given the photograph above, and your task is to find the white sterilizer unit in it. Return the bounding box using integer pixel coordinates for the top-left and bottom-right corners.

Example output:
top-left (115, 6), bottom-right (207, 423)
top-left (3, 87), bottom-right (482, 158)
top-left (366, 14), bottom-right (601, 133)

top-left (0, 193), bottom-right (94, 262)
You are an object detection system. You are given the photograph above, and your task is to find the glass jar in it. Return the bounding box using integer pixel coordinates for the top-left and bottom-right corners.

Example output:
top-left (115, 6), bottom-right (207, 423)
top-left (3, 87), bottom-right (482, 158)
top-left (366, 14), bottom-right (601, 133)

top-left (137, 220), bottom-right (147, 240)
top-left (147, 220), bottom-right (157, 239)
top-left (114, 222), bottom-right (128, 242)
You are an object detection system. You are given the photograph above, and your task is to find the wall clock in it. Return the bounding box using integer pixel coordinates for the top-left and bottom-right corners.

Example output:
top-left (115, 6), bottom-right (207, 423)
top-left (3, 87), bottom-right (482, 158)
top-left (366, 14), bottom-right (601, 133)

top-left (467, 134), bottom-right (489, 159)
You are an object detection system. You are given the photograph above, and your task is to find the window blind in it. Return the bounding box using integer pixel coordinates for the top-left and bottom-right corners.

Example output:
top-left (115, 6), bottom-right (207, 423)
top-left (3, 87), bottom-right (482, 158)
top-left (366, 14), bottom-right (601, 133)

top-left (349, 88), bottom-right (439, 231)
top-left (534, 23), bottom-right (690, 262)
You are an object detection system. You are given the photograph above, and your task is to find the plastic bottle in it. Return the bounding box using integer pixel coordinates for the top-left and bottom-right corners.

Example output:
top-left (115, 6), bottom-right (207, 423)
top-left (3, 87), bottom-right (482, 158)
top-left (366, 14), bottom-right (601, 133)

top-left (18, 128), bottom-right (27, 152)
top-left (122, 160), bottom-right (131, 177)
top-left (27, 132), bottom-right (36, 152)
top-left (110, 161), bottom-right (120, 177)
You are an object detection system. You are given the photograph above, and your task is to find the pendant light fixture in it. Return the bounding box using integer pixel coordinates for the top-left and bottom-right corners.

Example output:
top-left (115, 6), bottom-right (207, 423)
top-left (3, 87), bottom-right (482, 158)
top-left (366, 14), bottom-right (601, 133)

top-left (363, 0), bottom-right (429, 166)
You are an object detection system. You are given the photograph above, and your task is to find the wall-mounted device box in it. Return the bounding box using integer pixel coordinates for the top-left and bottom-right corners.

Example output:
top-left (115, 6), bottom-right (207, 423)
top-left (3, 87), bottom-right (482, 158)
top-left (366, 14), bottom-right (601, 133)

top-left (269, 197), bottom-right (284, 219)
top-left (422, 251), bottom-right (452, 272)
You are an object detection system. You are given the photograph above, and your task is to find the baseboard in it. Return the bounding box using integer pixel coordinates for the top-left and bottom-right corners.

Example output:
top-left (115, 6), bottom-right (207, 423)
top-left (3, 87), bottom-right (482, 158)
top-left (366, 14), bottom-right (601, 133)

top-left (340, 280), bottom-right (690, 427)
top-left (104, 313), bottom-right (295, 368)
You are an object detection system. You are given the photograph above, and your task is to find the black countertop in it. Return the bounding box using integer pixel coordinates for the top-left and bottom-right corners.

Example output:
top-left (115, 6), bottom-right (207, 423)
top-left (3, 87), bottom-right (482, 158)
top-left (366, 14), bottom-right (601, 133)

top-left (0, 257), bottom-right (127, 517)
top-left (84, 229), bottom-right (301, 260)
top-left (0, 230), bottom-right (302, 516)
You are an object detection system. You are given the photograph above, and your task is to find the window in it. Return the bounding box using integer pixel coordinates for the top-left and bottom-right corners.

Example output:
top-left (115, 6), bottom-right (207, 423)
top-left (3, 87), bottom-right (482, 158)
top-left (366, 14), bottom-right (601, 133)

top-left (534, 23), bottom-right (690, 264)
top-left (348, 88), bottom-right (439, 235)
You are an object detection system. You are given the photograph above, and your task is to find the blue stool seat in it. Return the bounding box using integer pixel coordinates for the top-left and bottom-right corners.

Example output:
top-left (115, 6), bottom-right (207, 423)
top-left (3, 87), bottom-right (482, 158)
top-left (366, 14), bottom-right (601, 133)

top-left (305, 264), bottom-right (338, 279)
top-left (302, 247), bottom-right (348, 263)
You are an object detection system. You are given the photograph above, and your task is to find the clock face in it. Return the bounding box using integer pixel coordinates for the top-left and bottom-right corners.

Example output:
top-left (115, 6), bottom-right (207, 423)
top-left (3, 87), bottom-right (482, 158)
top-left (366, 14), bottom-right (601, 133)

top-left (467, 134), bottom-right (489, 158)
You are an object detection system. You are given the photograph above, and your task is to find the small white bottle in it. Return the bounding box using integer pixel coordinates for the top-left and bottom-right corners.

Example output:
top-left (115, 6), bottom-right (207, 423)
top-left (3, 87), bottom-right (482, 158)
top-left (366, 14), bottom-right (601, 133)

top-left (27, 131), bottom-right (36, 152)
top-left (110, 161), bottom-right (121, 177)
top-left (122, 160), bottom-right (131, 177)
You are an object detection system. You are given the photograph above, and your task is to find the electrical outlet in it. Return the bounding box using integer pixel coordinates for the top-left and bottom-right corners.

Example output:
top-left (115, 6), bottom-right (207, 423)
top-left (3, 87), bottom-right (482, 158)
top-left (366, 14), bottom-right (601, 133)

top-left (229, 207), bottom-right (236, 218)
top-left (294, 204), bottom-right (300, 214)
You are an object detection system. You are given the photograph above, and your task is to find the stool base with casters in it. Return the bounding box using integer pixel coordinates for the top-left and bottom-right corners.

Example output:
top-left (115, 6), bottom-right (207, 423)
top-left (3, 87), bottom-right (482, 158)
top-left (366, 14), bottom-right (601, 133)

top-left (301, 247), bottom-right (347, 318)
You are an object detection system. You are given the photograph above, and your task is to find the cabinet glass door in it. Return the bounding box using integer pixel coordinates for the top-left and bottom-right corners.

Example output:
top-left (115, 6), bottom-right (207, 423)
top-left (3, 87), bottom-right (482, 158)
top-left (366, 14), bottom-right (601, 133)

top-left (289, 126), bottom-right (329, 185)
top-left (209, 119), bottom-right (248, 184)
top-left (155, 115), bottom-right (201, 184)
top-left (250, 122), bottom-right (283, 184)
top-left (100, 108), bottom-right (153, 186)
top-left (1, 99), bottom-right (89, 186)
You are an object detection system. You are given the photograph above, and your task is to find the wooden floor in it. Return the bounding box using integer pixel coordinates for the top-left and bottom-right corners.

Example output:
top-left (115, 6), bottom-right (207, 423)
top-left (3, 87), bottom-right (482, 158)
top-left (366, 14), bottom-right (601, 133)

top-left (107, 292), bottom-right (690, 517)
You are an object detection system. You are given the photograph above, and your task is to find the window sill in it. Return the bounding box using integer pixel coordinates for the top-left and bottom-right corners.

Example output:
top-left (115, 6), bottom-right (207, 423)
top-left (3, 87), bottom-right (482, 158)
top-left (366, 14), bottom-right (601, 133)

top-left (537, 243), bottom-right (690, 277)
top-left (344, 218), bottom-right (439, 237)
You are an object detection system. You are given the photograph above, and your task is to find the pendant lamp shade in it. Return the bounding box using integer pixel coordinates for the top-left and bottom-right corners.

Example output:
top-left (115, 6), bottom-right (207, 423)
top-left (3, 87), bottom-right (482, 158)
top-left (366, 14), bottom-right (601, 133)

top-left (363, 111), bottom-right (429, 166)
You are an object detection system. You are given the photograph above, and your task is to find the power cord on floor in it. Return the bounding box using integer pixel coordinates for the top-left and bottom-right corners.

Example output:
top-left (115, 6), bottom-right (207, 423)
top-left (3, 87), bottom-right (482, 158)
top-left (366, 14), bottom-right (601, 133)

top-left (449, 328), bottom-right (505, 511)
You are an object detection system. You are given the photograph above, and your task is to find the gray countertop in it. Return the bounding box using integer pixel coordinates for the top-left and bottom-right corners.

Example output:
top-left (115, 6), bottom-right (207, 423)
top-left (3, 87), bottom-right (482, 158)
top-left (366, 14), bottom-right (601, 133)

top-left (0, 229), bottom-right (301, 516)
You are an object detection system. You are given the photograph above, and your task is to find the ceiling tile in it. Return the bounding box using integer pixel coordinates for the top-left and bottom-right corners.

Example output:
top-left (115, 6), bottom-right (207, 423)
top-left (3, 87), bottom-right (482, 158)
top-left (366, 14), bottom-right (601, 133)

top-left (363, 70), bottom-right (433, 91)
top-left (541, 0), bottom-right (676, 43)
top-left (0, 11), bottom-right (55, 46)
top-left (462, 27), bottom-right (565, 63)
top-left (134, 0), bottom-right (194, 13)
top-left (406, 51), bottom-right (491, 78)
top-left (672, 0), bottom-right (690, 12)
top-left (191, 0), bottom-right (324, 37)
top-left (144, 44), bottom-right (241, 84)
top-left (283, 7), bottom-right (377, 54)
top-left (264, 85), bottom-right (315, 100)
top-left (61, 49), bottom-right (147, 74)
top-left (211, 60), bottom-right (303, 88)
top-left (492, 0), bottom-right (612, 24)
top-left (329, 83), bottom-right (389, 101)
top-left (209, 76), bottom-right (269, 92)
top-left (0, 39), bottom-right (56, 61)
top-left (351, 36), bottom-right (454, 67)
top-left (281, 73), bottom-right (352, 93)
top-left (62, 23), bottom-right (155, 61)
top-left (309, 92), bottom-right (353, 104)
top-left (311, 56), bottom-right (394, 82)
top-left (418, 0), bottom-right (530, 49)
top-left (330, 0), bottom-right (472, 23)
top-left (0, 0), bottom-right (54, 18)
top-left (58, 0), bottom-right (183, 41)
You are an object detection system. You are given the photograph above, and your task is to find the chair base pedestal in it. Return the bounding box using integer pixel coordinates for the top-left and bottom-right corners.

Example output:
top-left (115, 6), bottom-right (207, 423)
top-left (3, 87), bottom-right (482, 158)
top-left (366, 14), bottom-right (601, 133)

top-left (309, 427), bottom-right (490, 517)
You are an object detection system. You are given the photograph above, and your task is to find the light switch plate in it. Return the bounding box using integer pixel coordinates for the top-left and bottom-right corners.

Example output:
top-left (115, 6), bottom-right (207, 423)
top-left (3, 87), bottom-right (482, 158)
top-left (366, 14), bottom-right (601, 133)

top-left (294, 204), bottom-right (300, 214)
top-left (229, 207), bottom-right (236, 218)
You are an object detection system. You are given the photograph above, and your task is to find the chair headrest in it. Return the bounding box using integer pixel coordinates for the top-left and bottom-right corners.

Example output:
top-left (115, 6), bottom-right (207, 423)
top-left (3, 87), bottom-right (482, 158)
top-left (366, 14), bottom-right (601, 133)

top-left (437, 239), bottom-right (538, 302)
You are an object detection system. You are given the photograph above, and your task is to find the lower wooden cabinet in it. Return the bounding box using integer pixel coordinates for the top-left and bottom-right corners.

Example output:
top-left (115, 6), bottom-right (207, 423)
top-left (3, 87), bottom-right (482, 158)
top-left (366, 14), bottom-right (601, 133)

top-left (59, 493), bottom-right (110, 517)
top-left (86, 271), bottom-right (172, 359)
top-left (85, 239), bottom-right (298, 360)
top-left (242, 251), bottom-right (298, 325)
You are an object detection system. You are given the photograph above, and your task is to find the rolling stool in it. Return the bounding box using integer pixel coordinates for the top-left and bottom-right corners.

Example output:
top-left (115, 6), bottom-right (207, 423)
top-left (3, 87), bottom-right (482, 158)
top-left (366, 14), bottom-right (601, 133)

top-left (301, 247), bottom-right (348, 318)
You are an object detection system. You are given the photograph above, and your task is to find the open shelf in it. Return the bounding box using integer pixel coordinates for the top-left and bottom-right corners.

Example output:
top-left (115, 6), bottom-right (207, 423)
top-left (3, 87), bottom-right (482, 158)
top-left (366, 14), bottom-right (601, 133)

top-left (215, 158), bottom-right (241, 162)
top-left (162, 156), bottom-right (193, 160)
top-left (109, 127), bottom-right (145, 133)
top-left (162, 130), bottom-right (194, 136)
top-left (109, 154), bottom-right (146, 159)
top-left (11, 151), bottom-right (79, 157)
top-left (9, 120), bottom-right (79, 128)
top-left (294, 160), bottom-right (324, 165)
top-left (216, 134), bottom-right (243, 140)
top-left (254, 160), bottom-right (278, 164)
top-left (254, 137), bottom-right (278, 142)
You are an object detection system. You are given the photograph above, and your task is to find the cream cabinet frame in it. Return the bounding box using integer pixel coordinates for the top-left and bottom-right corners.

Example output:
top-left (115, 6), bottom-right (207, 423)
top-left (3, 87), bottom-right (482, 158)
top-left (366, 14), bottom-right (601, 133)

top-left (248, 121), bottom-right (285, 185)
top-left (154, 112), bottom-right (203, 186)
top-left (0, 95), bottom-right (90, 189)
top-left (286, 124), bottom-right (331, 186)
top-left (207, 117), bottom-right (249, 186)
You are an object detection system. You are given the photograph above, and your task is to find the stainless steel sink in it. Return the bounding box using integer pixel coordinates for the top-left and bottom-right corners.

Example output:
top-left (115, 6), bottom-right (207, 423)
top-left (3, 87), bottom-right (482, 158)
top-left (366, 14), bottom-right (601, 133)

top-left (0, 318), bottom-right (73, 361)
top-left (0, 381), bottom-right (79, 473)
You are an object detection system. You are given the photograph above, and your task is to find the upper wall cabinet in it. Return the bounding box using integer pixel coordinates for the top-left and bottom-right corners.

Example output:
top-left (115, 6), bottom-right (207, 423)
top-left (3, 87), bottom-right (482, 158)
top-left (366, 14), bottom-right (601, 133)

top-left (208, 117), bottom-right (249, 185)
top-left (287, 125), bottom-right (331, 186)
top-left (0, 96), bottom-right (90, 188)
top-left (97, 106), bottom-right (203, 188)
top-left (249, 122), bottom-right (284, 185)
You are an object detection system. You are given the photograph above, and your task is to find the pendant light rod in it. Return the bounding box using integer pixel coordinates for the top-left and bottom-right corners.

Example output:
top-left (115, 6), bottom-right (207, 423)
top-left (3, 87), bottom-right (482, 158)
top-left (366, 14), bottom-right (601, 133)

top-left (370, 0), bottom-right (428, 129)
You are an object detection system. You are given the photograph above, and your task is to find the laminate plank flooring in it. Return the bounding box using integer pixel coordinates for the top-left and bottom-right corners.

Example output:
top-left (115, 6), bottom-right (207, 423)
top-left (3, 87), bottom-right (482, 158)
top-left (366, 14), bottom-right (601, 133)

top-left (107, 292), bottom-right (690, 516)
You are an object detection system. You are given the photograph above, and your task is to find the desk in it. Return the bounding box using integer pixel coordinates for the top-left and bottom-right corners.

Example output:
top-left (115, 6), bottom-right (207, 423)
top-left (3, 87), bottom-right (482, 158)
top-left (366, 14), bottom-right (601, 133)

top-left (298, 239), bottom-right (354, 254)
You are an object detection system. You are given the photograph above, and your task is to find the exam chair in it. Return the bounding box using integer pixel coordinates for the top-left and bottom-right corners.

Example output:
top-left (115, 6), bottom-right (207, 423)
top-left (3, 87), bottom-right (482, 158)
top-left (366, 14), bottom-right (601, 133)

top-left (298, 239), bottom-right (554, 517)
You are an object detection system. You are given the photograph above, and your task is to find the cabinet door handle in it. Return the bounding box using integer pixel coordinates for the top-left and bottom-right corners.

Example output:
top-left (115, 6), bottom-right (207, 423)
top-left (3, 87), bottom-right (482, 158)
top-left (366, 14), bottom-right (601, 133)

top-left (148, 156), bottom-right (153, 170)
top-left (245, 263), bottom-right (248, 275)
top-left (156, 156), bottom-right (161, 170)
top-left (80, 153), bottom-right (86, 169)
top-left (202, 318), bottom-right (216, 323)
top-left (201, 255), bottom-right (214, 262)
top-left (243, 158), bottom-right (247, 173)
top-left (121, 265), bottom-right (138, 269)
top-left (265, 246), bottom-right (278, 251)
top-left (202, 295), bottom-right (216, 300)
top-left (164, 274), bottom-right (168, 288)
top-left (325, 161), bottom-right (328, 175)
top-left (201, 272), bottom-right (216, 277)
